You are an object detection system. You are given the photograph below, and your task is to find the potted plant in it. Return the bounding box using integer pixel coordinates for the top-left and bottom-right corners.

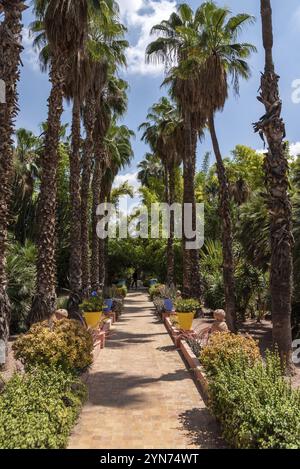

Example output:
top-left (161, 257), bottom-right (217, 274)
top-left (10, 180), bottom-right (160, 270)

top-left (80, 292), bottom-right (104, 328)
top-left (174, 299), bottom-right (201, 331)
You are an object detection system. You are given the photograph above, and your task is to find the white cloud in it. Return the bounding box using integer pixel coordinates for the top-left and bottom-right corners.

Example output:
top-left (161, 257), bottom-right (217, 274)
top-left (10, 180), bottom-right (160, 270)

top-left (22, 27), bottom-right (40, 72)
top-left (289, 142), bottom-right (300, 158)
top-left (256, 142), bottom-right (300, 159)
top-left (113, 171), bottom-right (141, 213)
top-left (114, 171), bottom-right (140, 191)
top-left (120, 0), bottom-right (177, 76)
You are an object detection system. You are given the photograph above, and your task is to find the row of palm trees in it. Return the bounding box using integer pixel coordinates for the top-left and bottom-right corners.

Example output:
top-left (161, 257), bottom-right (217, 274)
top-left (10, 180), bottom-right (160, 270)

top-left (0, 0), bottom-right (133, 366)
top-left (140, 0), bottom-right (292, 368)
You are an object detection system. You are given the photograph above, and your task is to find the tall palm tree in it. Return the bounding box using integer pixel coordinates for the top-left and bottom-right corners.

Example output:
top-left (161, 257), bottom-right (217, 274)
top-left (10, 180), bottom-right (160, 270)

top-left (28, 0), bottom-right (103, 324)
top-left (147, 4), bottom-right (205, 300)
top-left (0, 0), bottom-right (27, 366)
top-left (139, 97), bottom-right (182, 286)
top-left (64, 51), bottom-right (92, 317)
top-left (80, 60), bottom-right (107, 297)
top-left (91, 75), bottom-right (128, 291)
top-left (99, 121), bottom-right (134, 287)
top-left (195, 1), bottom-right (256, 332)
top-left (147, 2), bottom-right (256, 329)
top-left (253, 0), bottom-right (293, 369)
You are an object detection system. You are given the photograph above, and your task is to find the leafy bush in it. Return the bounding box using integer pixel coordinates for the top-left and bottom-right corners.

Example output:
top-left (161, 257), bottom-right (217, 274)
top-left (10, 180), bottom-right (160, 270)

top-left (13, 319), bottom-right (93, 373)
top-left (115, 286), bottom-right (127, 298)
top-left (200, 332), bottom-right (260, 376)
top-left (80, 294), bottom-right (103, 312)
top-left (0, 365), bottom-right (87, 449)
top-left (209, 352), bottom-right (300, 449)
top-left (149, 283), bottom-right (164, 300)
top-left (6, 240), bottom-right (37, 333)
top-left (175, 299), bottom-right (201, 313)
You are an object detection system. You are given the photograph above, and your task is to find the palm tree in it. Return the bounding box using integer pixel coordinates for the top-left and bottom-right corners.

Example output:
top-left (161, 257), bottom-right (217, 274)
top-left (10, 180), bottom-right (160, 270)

top-left (11, 128), bottom-right (40, 245)
top-left (137, 153), bottom-right (164, 187)
top-left (147, 5), bottom-right (205, 300)
top-left (139, 97), bottom-right (183, 286)
top-left (80, 60), bottom-right (107, 297)
top-left (253, 0), bottom-right (293, 369)
top-left (28, 0), bottom-right (102, 324)
top-left (99, 121), bottom-right (134, 287)
top-left (196, 1), bottom-right (256, 332)
top-left (64, 51), bottom-right (91, 317)
top-left (147, 2), bottom-right (256, 329)
top-left (91, 75), bottom-right (128, 291)
top-left (0, 0), bottom-right (27, 366)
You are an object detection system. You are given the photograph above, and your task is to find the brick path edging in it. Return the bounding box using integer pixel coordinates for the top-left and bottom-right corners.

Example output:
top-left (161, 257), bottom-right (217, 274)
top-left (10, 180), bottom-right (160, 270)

top-left (161, 313), bottom-right (210, 402)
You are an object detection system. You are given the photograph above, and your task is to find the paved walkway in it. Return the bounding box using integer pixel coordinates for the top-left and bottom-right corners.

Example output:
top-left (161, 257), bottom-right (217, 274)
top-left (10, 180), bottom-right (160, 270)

top-left (68, 291), bottom-right (224, 449)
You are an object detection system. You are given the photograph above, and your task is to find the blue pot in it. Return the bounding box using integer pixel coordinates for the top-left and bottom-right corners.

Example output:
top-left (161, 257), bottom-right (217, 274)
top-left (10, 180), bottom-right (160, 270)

top-left (164, 299), bottom-right (173, 312)
top-left (104, 298), bottom-right (113, 313)
top-left (149, 279), bottom-right (158, 287)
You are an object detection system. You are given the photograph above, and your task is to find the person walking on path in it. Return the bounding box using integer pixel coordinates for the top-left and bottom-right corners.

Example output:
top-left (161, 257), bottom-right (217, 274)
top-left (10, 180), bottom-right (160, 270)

top-left (131, 270), bottom-right (138, 290)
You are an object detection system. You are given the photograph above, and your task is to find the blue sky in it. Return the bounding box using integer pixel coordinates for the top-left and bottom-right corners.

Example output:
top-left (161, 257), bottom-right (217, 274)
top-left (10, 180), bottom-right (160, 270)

top-left (18, 0), bottom-right (300, 193)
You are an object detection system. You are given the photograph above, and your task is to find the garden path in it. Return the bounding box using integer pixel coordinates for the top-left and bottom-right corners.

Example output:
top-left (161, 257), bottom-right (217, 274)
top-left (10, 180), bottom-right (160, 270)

top-left (68, 291), bottom-right (225, 449)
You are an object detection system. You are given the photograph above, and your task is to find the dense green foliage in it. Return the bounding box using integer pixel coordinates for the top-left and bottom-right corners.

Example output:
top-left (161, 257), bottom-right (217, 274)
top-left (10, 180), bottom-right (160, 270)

top-left (0, 366), bottom-right (87, 449)
top-left (200, 333), bottom-right (300, 449)
top-left (207, 353), bottom-right (300, 449)
top-left (6, 240), bottom-right (37, 333)
top-left (13, 319), bottom-right (93, 373)
top-left (80, 295), bottom-right (104, 313)
top-left (174, 299), bottom-right (201, 313)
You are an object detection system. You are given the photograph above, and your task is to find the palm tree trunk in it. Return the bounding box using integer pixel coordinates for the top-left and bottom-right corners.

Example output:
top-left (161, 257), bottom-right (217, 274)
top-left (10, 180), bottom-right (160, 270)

top-left (166, 164), bottom-right (175, 286)
top-left (257, 0), bottom-right (293, 370)
top-left (209, 113), bottom-right (237, 332)
top-left (104, 184), bottom-right (113, 289)
top-left (98, 187), bottom-right (106, 288)
top-left (91, 145), bottom-right (104, 292)
top-left (81, 93), bottom-right (96, 297)
top-left (29, 55), bottom-right (66, 324)
top-left (0, 1), bottom-right (25, 365)
top-left (68, 97), bottom-right (82, 317)
top-left (182, 112), bottom-right (202, 299)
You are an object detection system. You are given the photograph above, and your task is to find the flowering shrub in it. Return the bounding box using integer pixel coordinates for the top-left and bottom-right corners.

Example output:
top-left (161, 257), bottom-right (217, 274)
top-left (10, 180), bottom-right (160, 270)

top-left (200, 332), bottom-right (260, 376)
top-left (13, 319), bottom-right (93, 373)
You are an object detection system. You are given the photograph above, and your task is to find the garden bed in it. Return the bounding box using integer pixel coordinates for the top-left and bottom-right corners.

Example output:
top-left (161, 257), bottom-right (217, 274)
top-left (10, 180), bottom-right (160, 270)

top-left (163, 317), bottom-right (209, 401)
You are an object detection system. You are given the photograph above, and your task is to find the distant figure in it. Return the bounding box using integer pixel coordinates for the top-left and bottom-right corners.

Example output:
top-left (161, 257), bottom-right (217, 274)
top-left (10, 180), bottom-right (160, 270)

top-left (131, 270), bottom-right (138, 290)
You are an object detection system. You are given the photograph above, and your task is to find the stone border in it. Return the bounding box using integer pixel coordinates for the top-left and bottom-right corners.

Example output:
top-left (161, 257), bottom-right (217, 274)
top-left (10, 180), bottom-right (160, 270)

top-left (164, 317), bottom-right (209, 402)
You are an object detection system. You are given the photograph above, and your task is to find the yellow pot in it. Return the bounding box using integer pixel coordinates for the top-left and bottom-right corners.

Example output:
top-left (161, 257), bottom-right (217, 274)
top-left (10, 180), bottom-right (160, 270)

top-left (176, 311), bottom-right (195, 331)
top-left (83, 311), bottom-right (103, 328)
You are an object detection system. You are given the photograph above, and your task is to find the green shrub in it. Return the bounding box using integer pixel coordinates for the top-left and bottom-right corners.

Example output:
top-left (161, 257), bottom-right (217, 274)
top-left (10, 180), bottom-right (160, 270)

top-left (149, 283), bottom-right (164, 300)
top-left (80, 294), bottom-right (103, 312)
top-left (115, 286), bottom-right (127, 298)
top-left (6, 240), bottom-right (37, 334)
top-left (13, 319), bottom-right (93, 373)
top-left (209, 352), bottom-right (300, 449)
top-left (200, 332), bottom-right (260, 376)
top-left (175, 298), bottom-right (201, 313)
top-left (0, 365), bottom-right (87, 449)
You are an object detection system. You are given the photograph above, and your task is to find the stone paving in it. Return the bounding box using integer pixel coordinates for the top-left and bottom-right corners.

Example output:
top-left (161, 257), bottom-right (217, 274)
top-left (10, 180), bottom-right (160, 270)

top-left (68, 291), bottom-right (225, 449)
